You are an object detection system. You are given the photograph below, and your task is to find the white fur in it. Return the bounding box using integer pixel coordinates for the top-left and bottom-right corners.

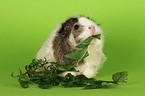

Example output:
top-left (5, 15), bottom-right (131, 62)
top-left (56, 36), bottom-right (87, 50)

top-left (36, 24), bottom-right (61, 61)
top-left (74, 17), bottom-right (106, 78)
top-left (36, 16), bottom-right (106, 78)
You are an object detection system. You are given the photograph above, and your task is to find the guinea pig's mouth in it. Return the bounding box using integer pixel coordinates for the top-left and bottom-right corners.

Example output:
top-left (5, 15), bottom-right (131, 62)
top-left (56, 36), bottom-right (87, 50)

top-left (76, 34), bottom-right (100, 45)
top-left (89, 34), bottom-right (96, 37)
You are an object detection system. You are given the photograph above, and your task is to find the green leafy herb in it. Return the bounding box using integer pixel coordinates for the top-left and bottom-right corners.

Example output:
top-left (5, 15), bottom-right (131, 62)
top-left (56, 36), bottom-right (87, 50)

top-left (112, 71), bottom-right (128, 84)
top-left (11, 34), bottom-right (128, 89)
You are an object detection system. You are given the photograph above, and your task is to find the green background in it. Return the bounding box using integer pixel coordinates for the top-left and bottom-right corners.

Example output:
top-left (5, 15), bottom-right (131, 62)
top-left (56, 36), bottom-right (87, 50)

top-left (0, 0), bottom-right (145, 96)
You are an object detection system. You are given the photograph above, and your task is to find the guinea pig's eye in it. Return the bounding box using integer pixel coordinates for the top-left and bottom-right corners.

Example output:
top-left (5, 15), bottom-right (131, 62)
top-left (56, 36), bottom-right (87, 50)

top-left (74, 24), bottom-right (79, 30)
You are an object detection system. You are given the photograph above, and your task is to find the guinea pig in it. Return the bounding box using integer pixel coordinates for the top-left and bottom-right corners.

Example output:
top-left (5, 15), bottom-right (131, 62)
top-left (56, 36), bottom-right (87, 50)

top-left (36, 15), bottom-right (106, 78)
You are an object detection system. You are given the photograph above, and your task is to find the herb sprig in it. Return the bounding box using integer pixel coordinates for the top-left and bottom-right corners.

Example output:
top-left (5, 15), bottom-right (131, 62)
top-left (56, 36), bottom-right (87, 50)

top-left (11, 34), bottom-right (128, 89)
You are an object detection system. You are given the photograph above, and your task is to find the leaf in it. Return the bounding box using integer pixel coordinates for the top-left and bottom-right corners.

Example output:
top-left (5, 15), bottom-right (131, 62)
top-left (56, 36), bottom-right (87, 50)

top-left (92, 34), bottom-right (101, 39)
top-left (63, 47), bottom-right (88, 70)
top-left (74, 75), bottom-right (90, 84)
top-left (48, 62), bottom-right (58, 65)
top-left (112, 71), bottom-right (128, 83)
top-left (38, 83), bottom-right (53, 89)
top-left (19, 75), bottom-right (31, 81)
top-left (76, 34), bottom-right (101, 48)
top-left (37, 75), bottom-right (55, 89)
top-left (64, 73), bottom-right (75, 82)
top-left (11, 72), bottom-right (14, 77)
top-left (57, 62), bottom-right (76, 71)
top-left (38, 59), bottom-right (43, 64)
top-left (18, 79), bottom-right (29, 88)
top-left (19, 68), bottom-right (22, 75)
top-left (76, 37), bottom-right (93, 48)
top-left (64, 47), bottom-right (89, 60)
top-left (11, 72), bottom-right (17, 78)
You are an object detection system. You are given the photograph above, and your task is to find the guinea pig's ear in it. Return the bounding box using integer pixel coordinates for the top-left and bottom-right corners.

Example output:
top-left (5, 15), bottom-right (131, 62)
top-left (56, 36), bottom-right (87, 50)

top-left (58, 18), bottom-right (78, 37)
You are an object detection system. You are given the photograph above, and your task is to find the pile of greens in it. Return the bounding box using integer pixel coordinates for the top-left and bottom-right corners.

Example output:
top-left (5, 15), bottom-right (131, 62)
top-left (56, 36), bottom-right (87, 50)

top-left (11, 34), bottom-right (128, 89)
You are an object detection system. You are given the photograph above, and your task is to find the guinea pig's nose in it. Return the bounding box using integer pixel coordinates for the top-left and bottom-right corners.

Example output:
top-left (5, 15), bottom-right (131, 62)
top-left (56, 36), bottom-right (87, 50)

top-left (89, 25), bottom-right (95, 36)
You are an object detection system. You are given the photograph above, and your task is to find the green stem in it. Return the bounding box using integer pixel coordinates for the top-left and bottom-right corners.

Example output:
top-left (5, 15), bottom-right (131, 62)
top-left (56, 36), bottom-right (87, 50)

top-left (69, 47), bottom-right (88, 70)
top-left (101, 80), bottom-right (115, 84)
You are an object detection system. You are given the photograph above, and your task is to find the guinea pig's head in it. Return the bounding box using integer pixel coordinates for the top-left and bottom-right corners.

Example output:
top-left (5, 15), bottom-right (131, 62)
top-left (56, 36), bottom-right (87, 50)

top-left (58, 16), bottom-right (103, 45)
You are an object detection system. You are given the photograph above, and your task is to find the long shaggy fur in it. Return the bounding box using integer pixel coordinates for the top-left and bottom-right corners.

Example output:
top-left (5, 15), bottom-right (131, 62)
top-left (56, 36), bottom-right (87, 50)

top-left (36, 16), bottom-right (106, 78)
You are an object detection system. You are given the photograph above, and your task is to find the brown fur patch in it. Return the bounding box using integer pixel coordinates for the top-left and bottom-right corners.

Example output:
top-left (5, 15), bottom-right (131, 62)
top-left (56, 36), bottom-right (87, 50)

top-left (52, 17), bottom-right (78, 65)
top-left (72, 23), bottom-right (84, 43)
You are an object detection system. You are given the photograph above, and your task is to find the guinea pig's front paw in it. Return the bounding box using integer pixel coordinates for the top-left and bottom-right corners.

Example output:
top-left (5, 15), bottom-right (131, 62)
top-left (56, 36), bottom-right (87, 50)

top-left (83, 69), bottom-right (98, 78)
top-left (58, 71), bottom-right (82, 77)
